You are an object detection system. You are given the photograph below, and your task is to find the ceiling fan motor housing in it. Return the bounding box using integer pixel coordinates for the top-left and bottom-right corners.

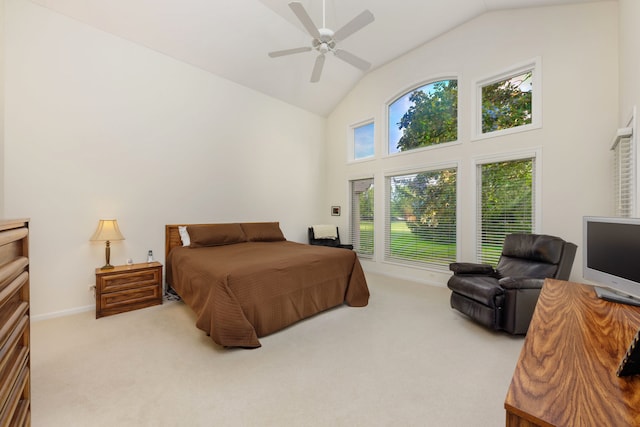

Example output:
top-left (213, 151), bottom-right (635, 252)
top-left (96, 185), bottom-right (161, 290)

top-left (313, 28), bottom-right (335, 53)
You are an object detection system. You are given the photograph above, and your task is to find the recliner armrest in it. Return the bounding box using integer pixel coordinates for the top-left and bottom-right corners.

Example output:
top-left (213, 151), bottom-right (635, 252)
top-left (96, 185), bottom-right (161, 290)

top-left (449, 262), bottom-right (495, 275)
top-left (499, 277), bottom-right (544, 290)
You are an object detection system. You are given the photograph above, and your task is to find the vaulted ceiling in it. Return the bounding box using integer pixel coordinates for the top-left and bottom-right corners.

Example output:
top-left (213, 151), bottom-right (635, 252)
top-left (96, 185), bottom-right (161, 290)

top-left (29, 0), bottom-right (610, 116)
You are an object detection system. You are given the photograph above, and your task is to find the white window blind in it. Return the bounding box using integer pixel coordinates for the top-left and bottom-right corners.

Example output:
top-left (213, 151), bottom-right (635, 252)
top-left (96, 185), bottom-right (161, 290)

top-left (476, 158), bottom-right (535, 265)
top-left (613, 134), bottom-right (634, 218)
top-left (385, 168), bottom-right (457, 268)
top-left (350, 178), bottom-right (374, 257)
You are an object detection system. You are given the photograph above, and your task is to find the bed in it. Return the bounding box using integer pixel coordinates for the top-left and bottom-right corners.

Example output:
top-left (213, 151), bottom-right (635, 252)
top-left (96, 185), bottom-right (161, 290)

top-left (165, 222), bottom-right (369, 348)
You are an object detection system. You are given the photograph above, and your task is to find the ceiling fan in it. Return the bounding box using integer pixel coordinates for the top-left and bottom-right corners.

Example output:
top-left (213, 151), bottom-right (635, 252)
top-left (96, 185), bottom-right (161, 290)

top-left (268, 1), bottom-right (375, 83)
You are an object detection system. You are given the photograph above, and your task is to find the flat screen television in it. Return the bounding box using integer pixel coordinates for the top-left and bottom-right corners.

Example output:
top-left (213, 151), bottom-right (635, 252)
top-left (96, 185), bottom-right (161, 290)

top-left (583, 216), bottom-right (640, 306)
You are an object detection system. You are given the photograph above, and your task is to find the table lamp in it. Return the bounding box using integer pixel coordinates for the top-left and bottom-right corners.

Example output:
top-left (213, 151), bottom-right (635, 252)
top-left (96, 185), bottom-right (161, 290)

top-left (90, 219), bottom-right (125, 269)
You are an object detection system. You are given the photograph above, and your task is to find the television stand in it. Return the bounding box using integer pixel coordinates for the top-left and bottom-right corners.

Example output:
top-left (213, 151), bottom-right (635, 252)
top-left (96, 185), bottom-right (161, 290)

top-left (505, 279), bottom-right (640, 426)
top-left (595, 286), bottom-right (640, 307)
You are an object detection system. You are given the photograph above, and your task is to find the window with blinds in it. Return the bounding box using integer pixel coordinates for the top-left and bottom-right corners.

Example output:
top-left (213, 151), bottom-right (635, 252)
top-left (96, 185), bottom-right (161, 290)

top-left (476, 158), bottom-right (535, 265)
top-left (350, 178), bottom-right (374, 258)
top-left (613, 134), bottom-right (634, 218)
top-left (385, 168), bottom-right (457, 268)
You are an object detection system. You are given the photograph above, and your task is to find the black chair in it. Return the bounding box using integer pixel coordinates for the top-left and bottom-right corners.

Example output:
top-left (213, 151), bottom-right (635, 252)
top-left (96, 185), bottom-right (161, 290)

top-left (447, 233), bottom-right (577, 334)
top-left (308, 226), bottom-right (353, 250)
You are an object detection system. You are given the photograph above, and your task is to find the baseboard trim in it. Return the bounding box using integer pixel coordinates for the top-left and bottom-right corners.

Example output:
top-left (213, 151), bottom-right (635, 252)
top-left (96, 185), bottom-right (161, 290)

top-left (360, 261), bottom-right (447, 288)
top-left (32, 304), bottom-right (94, 322)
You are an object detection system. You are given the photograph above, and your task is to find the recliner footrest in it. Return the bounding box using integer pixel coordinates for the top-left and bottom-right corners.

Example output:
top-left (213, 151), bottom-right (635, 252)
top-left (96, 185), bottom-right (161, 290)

top-left (450, 292), bottom-right (502, 330)
top-left (447, 276), bottom-right (504, 308)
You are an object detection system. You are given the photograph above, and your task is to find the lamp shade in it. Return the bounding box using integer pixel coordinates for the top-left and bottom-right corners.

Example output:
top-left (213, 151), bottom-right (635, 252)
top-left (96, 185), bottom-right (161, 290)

top-left (90, 219), bottom-right (125, 242)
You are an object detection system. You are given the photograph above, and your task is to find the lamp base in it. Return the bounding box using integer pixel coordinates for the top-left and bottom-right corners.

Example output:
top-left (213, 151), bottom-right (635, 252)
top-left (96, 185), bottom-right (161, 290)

top-left (101, 241), bottom-right (114, 270)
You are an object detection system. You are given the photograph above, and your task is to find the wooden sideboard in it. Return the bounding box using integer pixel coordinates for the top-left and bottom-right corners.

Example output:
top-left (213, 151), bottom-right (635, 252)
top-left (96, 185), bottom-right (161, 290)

top-left (0, 219), bottom-right (30, 426)
top-left (505, 279), bottom-right (640, 426)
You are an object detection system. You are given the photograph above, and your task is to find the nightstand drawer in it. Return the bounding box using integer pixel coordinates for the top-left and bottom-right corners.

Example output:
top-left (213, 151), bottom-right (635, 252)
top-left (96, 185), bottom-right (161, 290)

top-left (100, 269), bottom-right (160, 294)
top-left (100, 284), bottom-right (161, 311)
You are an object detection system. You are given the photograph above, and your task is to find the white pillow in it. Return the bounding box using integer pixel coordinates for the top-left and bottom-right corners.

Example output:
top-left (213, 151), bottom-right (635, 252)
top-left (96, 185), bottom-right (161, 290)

top-left (178, 226), bottom-right (191, 246)
top-left (312, 224), bottom-right (338, 239)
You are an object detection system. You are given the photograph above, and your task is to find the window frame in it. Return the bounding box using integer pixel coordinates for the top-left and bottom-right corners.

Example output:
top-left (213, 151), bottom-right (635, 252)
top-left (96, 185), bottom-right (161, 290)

top-left (472, 57), bottom-right (542, 141)
top-left (349, 119), bottom-right (376, 163)
top-left (472, 149), bottom-right (542, 263)
top-left (384, 162), bottom-right (459, 271)
top-left (385, 75), bottom-right (460, 156)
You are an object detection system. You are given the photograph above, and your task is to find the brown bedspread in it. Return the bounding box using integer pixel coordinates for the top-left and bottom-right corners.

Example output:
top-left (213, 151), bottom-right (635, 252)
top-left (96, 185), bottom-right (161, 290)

top-left (167, 241), bottom-right (369, 348)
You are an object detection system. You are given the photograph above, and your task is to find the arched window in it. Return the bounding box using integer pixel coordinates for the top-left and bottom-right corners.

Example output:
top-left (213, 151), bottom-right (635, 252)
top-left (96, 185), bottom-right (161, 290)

top-left (388, 79), bottom-right (458, 154)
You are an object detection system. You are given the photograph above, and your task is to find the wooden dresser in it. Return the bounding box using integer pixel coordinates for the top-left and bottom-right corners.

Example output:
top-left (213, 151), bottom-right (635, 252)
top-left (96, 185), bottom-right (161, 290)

top-left (505, 278), bottom-right (640, 426)
top-left (0, 219), bottom-right (30, 426)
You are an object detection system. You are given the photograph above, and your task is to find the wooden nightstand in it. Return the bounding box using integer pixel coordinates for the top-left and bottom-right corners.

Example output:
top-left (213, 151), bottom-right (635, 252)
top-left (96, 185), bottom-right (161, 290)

top-left (95, 262), bottom-right (163, 318)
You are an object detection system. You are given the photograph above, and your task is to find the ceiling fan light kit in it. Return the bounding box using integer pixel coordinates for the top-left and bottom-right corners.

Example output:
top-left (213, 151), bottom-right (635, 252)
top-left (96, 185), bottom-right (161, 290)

top-left (268, 1), bottom-right (375, 83)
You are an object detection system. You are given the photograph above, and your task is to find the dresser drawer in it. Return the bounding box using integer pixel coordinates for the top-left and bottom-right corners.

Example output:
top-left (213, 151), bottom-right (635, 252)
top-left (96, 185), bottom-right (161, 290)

top-left (0, 220), bottom-right (30, 425)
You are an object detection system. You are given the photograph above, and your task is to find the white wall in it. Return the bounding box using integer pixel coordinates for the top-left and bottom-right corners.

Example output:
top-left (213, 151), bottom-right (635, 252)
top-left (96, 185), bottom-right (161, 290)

top-left (619, 0), bottom-right (640, 216)
top-left (326, 2), bottom-right (619, 286)
top-left (619, 0), bottom-right (640, 123)
top-left (3, 0), bottom-right (629, 317)
top-left (0, 0), bottom-right (4, 215)
top-left (4, 0), bottom-right (327, 318)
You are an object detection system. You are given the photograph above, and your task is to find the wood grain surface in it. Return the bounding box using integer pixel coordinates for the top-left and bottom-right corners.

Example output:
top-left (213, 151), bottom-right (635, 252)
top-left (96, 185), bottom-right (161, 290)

top-left (505, 279), bottom-right (640, 426)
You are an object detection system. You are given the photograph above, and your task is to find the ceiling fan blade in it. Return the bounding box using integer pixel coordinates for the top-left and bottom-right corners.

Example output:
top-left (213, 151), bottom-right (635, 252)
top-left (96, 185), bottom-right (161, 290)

top-left (289, 2), bottom-right (321, 40)
top-left (268, 47), bottom-right (312, 58)
top-left (333, 10), bottom-right (374, 42)
top-left (310, 54), bottom-right (325, 83)
top-left (334, 49), bottom-right (371, 71)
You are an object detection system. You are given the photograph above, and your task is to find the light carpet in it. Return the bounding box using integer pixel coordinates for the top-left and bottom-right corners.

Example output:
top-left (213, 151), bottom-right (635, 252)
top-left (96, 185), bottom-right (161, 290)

top-left (30, 273), bottom-right (524, 426)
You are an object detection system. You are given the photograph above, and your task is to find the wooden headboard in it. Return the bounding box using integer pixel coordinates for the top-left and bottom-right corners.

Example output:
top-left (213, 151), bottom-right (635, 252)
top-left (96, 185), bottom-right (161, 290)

top-left (165, 223), bottom-right (209, 260)
top-left (165, 224), bottom-right (183, 261)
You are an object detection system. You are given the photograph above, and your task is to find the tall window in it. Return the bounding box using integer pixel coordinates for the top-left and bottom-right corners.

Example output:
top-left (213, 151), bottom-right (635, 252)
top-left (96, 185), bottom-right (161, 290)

top-left (350, 178), bottom-right (374, 257)
top-left (353, 122), bottom-right (374, 160)
top-left (386, 167), bottom-right (457, 268)
top-left (476, 158), bottom-right (535, 265)
top-left (388, 79), bottom-right (458, 154)
top-left (475, 58), bottom-right (541, 139)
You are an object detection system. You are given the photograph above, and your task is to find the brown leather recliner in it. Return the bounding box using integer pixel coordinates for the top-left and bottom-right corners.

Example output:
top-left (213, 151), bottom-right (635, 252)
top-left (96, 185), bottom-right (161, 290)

top-left (447, 233), bottom-right (577, 334)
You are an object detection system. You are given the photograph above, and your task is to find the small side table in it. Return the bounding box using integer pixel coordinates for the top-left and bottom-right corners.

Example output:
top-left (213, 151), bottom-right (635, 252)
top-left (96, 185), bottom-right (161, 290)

top-left (95, 261), bottom-right (163, 318)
